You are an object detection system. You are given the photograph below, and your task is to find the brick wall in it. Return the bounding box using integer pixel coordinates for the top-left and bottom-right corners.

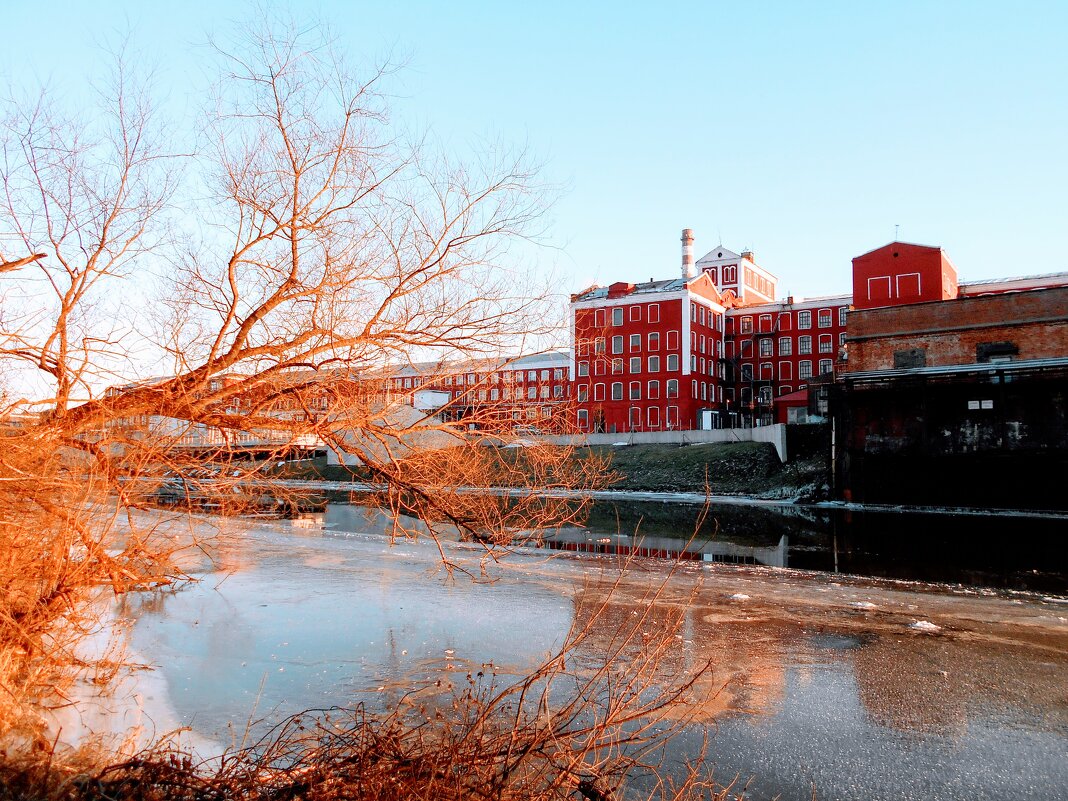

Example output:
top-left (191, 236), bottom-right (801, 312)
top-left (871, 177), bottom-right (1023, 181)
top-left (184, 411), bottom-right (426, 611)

top-left (845, 286), bottom-right (1068, 372)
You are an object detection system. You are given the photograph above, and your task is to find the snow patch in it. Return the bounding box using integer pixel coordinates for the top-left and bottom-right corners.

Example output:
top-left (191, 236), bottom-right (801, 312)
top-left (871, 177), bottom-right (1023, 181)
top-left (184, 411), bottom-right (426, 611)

top-left (729, 593), bottom-right (750, 601)
top-left (909, 620), bottom-right (941, 632)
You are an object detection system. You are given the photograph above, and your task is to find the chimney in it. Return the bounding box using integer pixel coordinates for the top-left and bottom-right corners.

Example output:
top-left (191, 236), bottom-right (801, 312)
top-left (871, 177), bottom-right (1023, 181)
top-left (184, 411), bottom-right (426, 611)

top-left (681, 228), bottom-right (696, 280)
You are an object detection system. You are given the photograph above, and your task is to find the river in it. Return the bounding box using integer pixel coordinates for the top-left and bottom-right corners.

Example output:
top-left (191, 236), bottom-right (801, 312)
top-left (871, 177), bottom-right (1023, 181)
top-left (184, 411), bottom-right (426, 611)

top-left (119, 501), bottom-right (1068, 800)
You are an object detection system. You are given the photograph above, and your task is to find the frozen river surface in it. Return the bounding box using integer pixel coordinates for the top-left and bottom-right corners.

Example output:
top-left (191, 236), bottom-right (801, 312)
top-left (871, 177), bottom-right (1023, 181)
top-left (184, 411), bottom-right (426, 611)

top-left (125, 507), bottom-right (1068, 801)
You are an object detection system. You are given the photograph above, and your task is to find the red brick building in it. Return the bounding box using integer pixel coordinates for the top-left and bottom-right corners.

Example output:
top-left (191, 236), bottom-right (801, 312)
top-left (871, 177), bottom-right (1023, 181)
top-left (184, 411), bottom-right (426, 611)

top-left (724, 294), bottom-right (851, 425)
top-left (570, 235), bottom-right (727, 433)
top-left (851, 241), bottom-right (959, 310)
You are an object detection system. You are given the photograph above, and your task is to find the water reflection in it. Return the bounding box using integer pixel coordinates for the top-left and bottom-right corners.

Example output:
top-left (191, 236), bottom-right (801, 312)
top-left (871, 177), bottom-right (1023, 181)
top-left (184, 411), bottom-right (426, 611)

top-left (126, 515), bottom-right (1068, 801)
top-left (308, 499), bottom-right (1068, 593)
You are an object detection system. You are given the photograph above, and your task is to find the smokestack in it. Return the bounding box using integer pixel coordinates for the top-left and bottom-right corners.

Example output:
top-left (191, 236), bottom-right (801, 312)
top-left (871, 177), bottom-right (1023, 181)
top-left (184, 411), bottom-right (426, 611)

top-left (681, 228), bottom-right (696, 280)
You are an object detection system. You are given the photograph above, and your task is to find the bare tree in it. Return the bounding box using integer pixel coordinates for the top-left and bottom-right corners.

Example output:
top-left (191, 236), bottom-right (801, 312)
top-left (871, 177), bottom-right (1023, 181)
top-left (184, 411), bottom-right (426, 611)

top-left (0, 19), bottom-right (733, 801)
top-left (0, 17), bottom-right (613, 752)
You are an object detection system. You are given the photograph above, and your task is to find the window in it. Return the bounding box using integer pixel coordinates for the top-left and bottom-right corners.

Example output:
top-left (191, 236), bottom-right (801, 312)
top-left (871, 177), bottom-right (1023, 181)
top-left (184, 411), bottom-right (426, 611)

top-left (839, 333), bottom-right (847, 347)
top-left (759, 338), bottom-right (773, 357)
top-left (611, 382), bottom-right (623, 400)
top-left (629, 381), bottom-right (641, 400)
top-left (629, 407), bottom-right (642, 430)
top-left (799, 335), bottom-right (812, 355)
top-left (612, 358), bottom-right (624, 374)
top-left (540, 386), bottom-right (549, 399)
top-left (594, 309), bottom-right (605, 327)
top-left (778, 313), bottom-right (792, 331)
top-left (740, 340), bottom-right (753, 358)
top-left (741, 364), bottom-right (753, 381)
top-left (779, 361), bottom-right (793, 380)
top-left (629, 357), bottom-right (641, 373)
top-left (630, 333), bottom-right (641, 351)
top-left (799, 360), bottom-right (812, 379)
top-left (648, 303), bottom-right (660, 323)
top-left (527, 371), bottom-right (536, 381)
top-left (612, 307), bottom-right (624, 326)
top-left (699, 334), bottom-right (706, 353)
top-left (648, 332), bottom-right (660, 351)
top-left (527, 386), bottom-right (536, 399)
top-left (629, 305), bottom-right (641, 322)
top-left (699, 306), bottom-right (707, 326)
top-left (723, 265), bottom-right (736, 283)
top-left (577, 340), bottom-right (588, 356)
top-left (667, 330), bottom-right (679, 350)
top-left (595, 337), bottom-right (605, 354)
top-left (648, 380), bottom-right (660, 399)
top-left (798, 310), bottom-right (811, 329)
top-left (577, 385), bottom-right (588, 402)
top-left (818, 309), bottom-right (832, 328)
top-left (577, 409), bottom-right (589, 429)
top-left (647, 406), bottom-right (660, 428)
top-left (819, 334), bottom-right (833, 353)
top-left (819, 359), bottom-right (833, 375)
top-left (839, 306), bottom-right (848, 326)
top-left (667, 354), bottom-right (679, 371)
top-left (648, 355), bottom-right (660, 372)
top-left (780, 385), bottom-right (793, 396)
top-left (490, 388), bottom-right (499, 401)
top-left (666, 379), bottom-right (679, 398)
top-left (553, 385), bottom-right (563, 398)
top-left (594, 383), bottom-right (605, 401)
top-left (690, 304), bottom-right (696, 322)
top-left (779, 338), bottom-right (792, 356)
top-left (540, 370), bottom-right (549, 381)
top-left (611, 335), bottom-right (624, 354)
top-left (740, 316), bottom-right (753, 334)
top-left (758, 314), bottom-right (772, 333)
top-left (760, 362), bottom-right (773, 380)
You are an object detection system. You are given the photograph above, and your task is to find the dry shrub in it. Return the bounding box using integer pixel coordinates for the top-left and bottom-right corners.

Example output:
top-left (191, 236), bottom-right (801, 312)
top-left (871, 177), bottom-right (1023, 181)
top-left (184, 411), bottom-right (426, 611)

top-left (0, 565), bottom-right (735, 801)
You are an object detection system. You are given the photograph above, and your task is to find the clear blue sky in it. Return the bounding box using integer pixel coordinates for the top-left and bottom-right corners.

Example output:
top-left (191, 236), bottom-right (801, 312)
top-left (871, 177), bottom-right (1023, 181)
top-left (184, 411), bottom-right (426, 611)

top-left (4, 0), bottom-right (1066, 299)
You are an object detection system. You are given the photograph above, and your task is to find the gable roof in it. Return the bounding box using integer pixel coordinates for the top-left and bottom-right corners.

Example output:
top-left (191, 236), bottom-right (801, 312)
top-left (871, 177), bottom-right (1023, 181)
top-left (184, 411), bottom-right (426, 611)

top-left (853, 241), bottom-right (942, 261)
top-left (696, 246), bottom-right (741, 264)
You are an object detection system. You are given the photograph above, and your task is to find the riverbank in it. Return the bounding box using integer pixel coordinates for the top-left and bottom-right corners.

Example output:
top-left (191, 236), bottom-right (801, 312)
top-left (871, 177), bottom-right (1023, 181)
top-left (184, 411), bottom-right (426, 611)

top-left (269, 441), bottom-right (830, 501)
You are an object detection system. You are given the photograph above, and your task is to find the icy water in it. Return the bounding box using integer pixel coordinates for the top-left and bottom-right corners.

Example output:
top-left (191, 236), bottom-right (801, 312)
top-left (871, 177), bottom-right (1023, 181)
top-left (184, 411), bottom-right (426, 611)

top-left (544, 497), bottom-right (1068, 593)
top-left (125, 506), bottom-right (1068, 801)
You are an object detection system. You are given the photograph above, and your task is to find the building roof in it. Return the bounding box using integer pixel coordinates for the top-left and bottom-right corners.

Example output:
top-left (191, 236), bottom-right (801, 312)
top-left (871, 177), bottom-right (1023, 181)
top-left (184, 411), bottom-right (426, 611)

top-left (572, 277), bottom-right (687, 302)
top-left (852, 240), bottom-right (943, 260)
top-left (959, 271), bottom-right (1068, 291)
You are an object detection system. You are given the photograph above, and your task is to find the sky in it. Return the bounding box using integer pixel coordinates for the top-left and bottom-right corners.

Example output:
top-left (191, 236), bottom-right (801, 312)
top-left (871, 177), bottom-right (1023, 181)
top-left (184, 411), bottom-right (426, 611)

top-left (3, 0), bottom-right (1067, 300)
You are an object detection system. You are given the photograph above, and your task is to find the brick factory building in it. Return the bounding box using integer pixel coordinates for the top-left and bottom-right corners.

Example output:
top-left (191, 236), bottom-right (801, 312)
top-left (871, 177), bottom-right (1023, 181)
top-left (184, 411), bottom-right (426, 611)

top-left (831, 243), bottom-right (1068, 509)
top-left (569, 230), bottom-right (727, 433)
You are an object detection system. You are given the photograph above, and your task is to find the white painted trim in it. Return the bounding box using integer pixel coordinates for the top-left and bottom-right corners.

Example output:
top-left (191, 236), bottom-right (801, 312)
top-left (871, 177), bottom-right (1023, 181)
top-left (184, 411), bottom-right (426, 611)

top-left (895, 272), bottom-right (921, 297)
top-left (568, 306), bottom-right (576, 380)
top-left (681, 295), bottom-right (692, 376)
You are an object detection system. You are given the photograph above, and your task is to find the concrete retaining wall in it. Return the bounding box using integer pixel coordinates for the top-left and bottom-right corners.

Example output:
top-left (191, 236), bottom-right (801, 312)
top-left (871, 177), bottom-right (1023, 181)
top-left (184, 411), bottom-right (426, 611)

top-left (543, 424), bottom-right (788, 462)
